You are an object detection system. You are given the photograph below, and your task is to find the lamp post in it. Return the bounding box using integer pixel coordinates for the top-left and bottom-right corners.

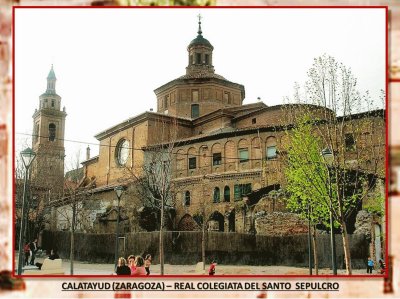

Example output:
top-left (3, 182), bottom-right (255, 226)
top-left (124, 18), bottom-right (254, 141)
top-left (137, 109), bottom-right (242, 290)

top-left (321, 148), bottom-right (337, 275)
top-left (114, 186), bottom-right (124, 270)
top-left (307, 203), bottom-right (312, 275)
top-left (17, 147), bottom-right (36, 275)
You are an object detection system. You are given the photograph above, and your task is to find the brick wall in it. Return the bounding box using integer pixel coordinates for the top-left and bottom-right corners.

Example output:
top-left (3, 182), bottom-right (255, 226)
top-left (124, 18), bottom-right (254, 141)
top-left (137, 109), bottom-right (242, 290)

top-left (41, 230), bottom-right (369, 268)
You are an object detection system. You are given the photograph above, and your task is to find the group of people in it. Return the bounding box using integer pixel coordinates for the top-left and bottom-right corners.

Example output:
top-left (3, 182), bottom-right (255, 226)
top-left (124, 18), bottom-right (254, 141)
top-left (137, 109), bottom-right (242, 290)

top-left (23, 239), bottom-right (38, 266)
top-left (115, 254), bottom-right (152, 276)
top-left (367, 257), bottom-right (386, 274)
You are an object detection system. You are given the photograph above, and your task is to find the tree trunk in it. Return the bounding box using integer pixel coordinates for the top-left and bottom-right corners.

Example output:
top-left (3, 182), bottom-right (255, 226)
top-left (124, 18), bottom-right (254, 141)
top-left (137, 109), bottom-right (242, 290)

top-left (159, 199), bottom-right (164, 275)
top-left (202, 214), bottom-right (206, 271)
top-left (341, 220), bottom-right (352, 275)
top-left (312, 225), bottom-right (318, 275)
top-left (70, 200), bottom-right (76, 275)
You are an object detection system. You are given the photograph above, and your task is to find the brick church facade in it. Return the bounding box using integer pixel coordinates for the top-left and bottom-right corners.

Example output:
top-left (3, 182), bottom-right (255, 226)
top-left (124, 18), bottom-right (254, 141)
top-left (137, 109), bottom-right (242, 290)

top-left (42, 19), bottom-right (385, 239)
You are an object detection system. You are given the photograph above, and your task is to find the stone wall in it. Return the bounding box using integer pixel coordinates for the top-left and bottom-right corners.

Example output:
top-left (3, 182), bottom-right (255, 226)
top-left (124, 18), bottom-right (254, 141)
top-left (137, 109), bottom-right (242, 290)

top-left (41, 230), bottom-right (369, 269)
top-left (255, 212), bottom-right (308, 235)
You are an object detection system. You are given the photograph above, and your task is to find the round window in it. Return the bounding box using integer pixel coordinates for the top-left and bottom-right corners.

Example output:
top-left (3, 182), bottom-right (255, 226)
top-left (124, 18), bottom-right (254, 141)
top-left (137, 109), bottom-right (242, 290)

top-left (116, 139), bottom-right (129, 166)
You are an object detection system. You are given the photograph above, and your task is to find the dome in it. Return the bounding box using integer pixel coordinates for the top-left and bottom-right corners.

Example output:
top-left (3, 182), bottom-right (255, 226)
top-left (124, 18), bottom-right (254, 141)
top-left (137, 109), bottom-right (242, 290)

top-left (188, 35), bottom-right (213, 49)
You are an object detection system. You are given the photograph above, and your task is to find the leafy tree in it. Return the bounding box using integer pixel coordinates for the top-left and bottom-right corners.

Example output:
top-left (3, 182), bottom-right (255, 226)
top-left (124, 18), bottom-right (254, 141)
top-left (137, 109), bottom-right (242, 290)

top-left (284, 116), bottom-right (333, 274)
top-left (283, 54), bottom-right (385, 274)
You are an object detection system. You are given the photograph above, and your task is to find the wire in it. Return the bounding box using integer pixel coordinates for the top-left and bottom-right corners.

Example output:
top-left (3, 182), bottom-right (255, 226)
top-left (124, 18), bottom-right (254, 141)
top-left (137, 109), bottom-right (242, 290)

top-left (16, 132), bottom-right (278, 162)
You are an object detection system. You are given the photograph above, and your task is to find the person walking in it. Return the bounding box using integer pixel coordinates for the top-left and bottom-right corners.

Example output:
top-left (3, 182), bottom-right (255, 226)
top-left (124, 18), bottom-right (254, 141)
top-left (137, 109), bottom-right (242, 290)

top-left (23, 242), bottom-right (30, 266)
top-left (29, 239), bottom-right (38, 265)
top-left (367, 257), bottom-right (374, 274)
top-left (144, 254), bottom-right (152, 275)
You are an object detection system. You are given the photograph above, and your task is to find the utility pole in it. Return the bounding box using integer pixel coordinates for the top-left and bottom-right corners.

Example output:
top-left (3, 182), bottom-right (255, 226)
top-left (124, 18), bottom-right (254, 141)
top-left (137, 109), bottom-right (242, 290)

top-left (201, 175), bottom-right (209, 271)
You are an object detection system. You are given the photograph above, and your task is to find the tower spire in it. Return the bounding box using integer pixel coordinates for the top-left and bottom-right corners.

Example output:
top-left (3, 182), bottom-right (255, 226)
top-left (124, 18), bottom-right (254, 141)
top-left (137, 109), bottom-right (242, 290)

top-left (46, 64), bottom-right (57, 94)
top-left (197, 14), bottom-right (202, 36)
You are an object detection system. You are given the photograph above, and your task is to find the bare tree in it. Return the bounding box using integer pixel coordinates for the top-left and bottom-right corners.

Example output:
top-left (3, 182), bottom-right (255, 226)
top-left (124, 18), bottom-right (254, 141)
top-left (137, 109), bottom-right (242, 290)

top-left (15, 138), bottom-right (51, 249)
top-left (125, 117), bottom-right (180, 275)
top-left (52, 149), bottom-right (96, 274)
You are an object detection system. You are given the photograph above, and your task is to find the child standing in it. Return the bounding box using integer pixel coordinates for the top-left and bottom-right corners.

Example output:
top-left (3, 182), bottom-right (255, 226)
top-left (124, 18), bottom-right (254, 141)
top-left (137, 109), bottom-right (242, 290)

top-left (379, 259), bottom-right (386, 274)
top-left (144, 254), bottom-right (152, 275)
top-left (128, 255), bottom-right (136, 274)
top-left (209, 260), bottom-right (217, 275)
top-left (367, 257), bottom-right (374, 274)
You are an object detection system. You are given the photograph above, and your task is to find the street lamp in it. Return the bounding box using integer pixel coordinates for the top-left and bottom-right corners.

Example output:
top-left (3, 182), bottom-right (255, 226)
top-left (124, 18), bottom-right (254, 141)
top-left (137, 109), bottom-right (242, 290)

top-left (17, 147), bottom-right (36, 275)
top-left (114, 186), bottom-right (124, 270)
top-left (307, 203), bottom-right (312, 275)
top-left (321, 147), bottom-right (338, 275)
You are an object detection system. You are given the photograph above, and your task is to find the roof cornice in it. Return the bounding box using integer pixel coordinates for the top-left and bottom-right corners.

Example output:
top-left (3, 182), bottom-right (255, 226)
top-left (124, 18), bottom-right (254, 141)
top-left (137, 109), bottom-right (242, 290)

top-left (94, 112), bottom-right (192, 141)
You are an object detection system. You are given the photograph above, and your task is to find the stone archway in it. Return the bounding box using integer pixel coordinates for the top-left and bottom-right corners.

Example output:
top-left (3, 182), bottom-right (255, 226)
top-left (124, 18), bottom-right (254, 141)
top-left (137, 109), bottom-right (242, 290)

top-left (178, 214), bottom-right (199, 231)
top-left (208, 211), bottom-right (224, 232)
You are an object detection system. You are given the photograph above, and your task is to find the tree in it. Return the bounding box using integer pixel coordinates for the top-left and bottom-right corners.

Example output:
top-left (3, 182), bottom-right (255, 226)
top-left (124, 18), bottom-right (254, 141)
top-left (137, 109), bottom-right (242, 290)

top-left (126, 117), bottom-right (179, 275)
top-left (284, 116), bottom-right (332, 274)
top-left (53, 149), bottom-right (96, 275)
top-left (283, 54), bottom-right (386, 275)
top-left (15, 138), bottom-right (52, 249)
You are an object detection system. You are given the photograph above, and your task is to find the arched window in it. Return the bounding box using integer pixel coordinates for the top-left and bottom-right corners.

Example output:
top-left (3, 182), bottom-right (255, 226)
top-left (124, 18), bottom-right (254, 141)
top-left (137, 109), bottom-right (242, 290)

top-left (213, 187), bottom-right (220, 203)
top-left (205, 54), bottom-right (209, 65)
top-left (48, 123), bottom-right (56, 141)
top-left (224, 186), bottom-right (230, 202)
top-left (196, 53), bottom-right (201, 64)
top-left (115, 139), bottom-right (130, 166)
top-left (184, 191), bottom-right (191, 206)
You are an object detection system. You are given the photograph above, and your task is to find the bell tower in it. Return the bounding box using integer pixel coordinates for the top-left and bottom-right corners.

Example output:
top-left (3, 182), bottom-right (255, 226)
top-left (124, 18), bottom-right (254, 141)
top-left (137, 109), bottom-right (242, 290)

top-left (31, 65), bottom-right (67, 199)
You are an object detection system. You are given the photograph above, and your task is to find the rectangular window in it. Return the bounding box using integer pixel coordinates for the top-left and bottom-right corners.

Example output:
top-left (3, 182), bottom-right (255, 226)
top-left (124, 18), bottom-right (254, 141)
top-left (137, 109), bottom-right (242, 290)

top-left (192, 90), bottom-right (199, 102)
top-left (345, 133), bottom-right (355, 151)
top-left (213, 153), bottom-right (222, 166)
top-left (252, 118), bottom-right (256, 124)
top-left (191, 104), bottom-right (199, 118)
top-left (239, 148), bottom-right (249, 163)
top-left (188, 157), bottom-right (196, 169)
top-left (224, 92), bottom-right (231, 104)
top-left (234, 183), bottom-right (252, 201)
top-left (51, 99), bottom-right (55, 107)
top-left (205, 54), bottom-right (209, 65)
top-left (242, 183), bottom-right (252, 195)
top-left (266, 146), bottom-right (277, 160)
top-left (234, 185), bottom-right (241, 200)
top-left (196, 53), bottom-right (201, 64)
top-left (164, 96), bottom-right (169, 108)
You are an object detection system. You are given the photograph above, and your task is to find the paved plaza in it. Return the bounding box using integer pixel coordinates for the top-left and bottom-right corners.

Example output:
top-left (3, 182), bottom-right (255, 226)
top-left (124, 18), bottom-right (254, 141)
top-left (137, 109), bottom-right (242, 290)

top-left (18, 255), bottom-right (368, 276)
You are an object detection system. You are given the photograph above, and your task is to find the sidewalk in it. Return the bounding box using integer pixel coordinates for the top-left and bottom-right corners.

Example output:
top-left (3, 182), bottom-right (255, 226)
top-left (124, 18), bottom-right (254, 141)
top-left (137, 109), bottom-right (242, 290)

top-left (21, 256), bottom-right (368, 275)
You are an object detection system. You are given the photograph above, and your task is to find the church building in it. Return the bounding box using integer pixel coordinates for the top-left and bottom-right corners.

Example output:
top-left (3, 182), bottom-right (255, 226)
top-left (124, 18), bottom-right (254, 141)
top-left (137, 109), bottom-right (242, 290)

top-left (43, 18), bottom-right (385, 240)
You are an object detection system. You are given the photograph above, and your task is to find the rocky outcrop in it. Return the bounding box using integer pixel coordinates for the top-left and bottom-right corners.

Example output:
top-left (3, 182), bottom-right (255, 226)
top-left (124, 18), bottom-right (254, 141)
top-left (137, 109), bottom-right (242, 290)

top-left (353, 210), bottom-right (373, 239)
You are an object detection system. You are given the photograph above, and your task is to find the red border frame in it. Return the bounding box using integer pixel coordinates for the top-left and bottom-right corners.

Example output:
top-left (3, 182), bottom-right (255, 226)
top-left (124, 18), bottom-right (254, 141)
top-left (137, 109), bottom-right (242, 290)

top-left (12, 5), bottom-right (390, 280)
